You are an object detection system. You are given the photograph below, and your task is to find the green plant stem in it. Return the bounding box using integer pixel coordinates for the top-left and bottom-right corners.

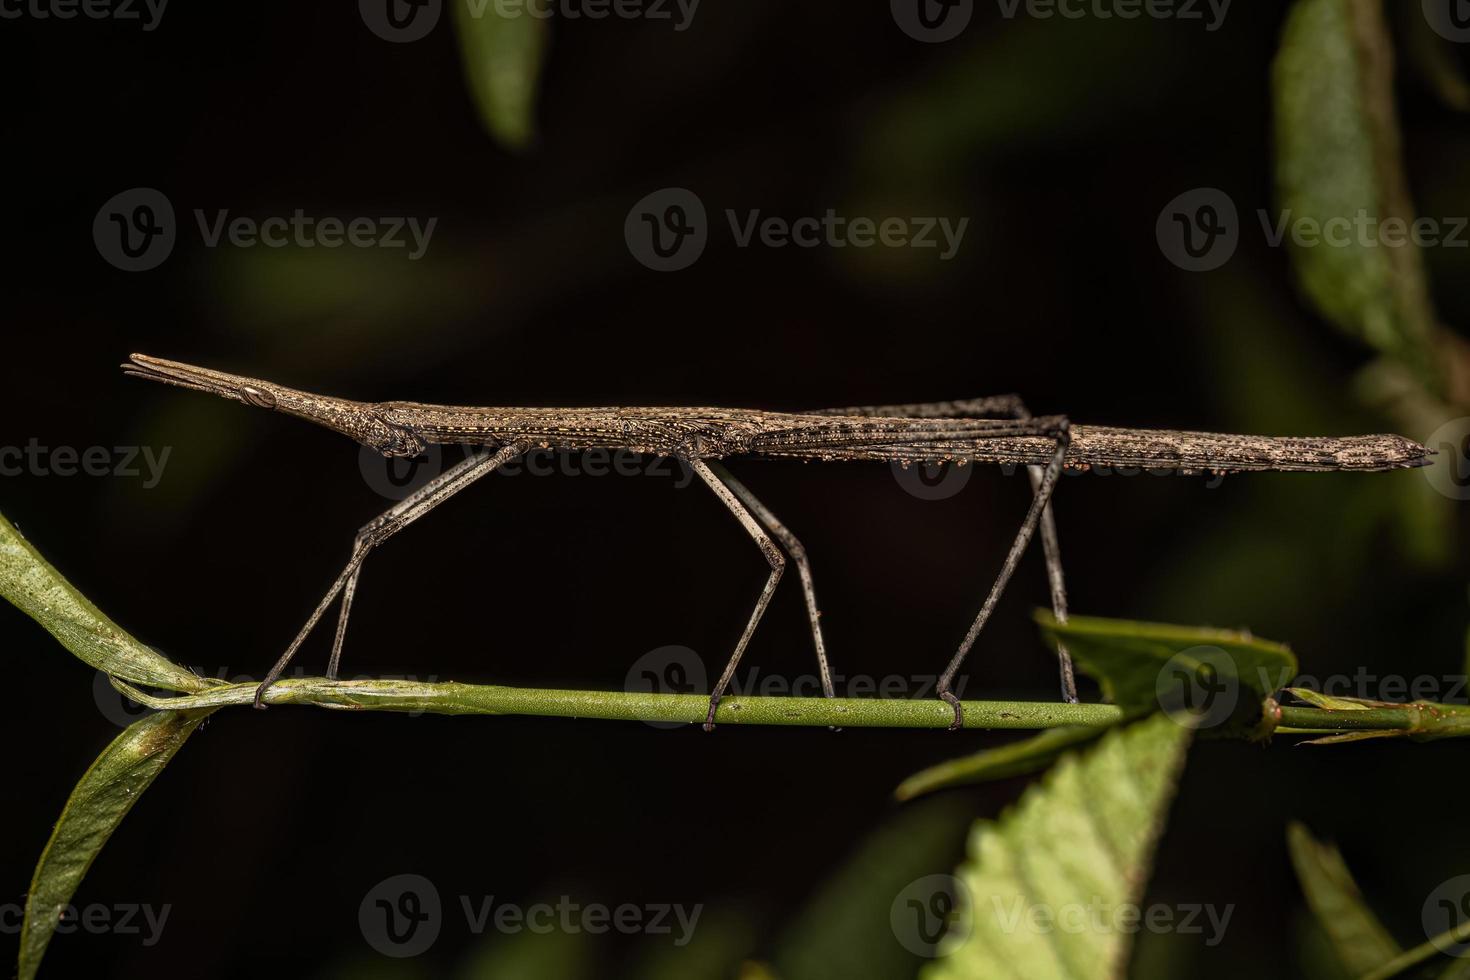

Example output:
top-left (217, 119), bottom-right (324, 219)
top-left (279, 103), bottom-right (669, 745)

top-left (1277, 703), bottom-right (1470, 738)
top-left (115, 677), bottom-right (1128, 729)
top-left (1359, 918), bottom-right (1470, 980)
top-left (114, 679), bottom-right (1470, 738)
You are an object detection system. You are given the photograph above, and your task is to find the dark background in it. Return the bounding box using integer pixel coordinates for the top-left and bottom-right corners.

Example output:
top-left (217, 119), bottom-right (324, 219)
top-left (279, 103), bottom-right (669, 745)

top-left (4, 3), bottom-right (1468, 978)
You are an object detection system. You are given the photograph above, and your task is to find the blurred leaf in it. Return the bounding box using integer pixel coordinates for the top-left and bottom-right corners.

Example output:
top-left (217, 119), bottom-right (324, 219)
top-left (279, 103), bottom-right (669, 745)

top-left (1294, 910), bottom-right (1359, 980)
top-left (896, 725), bottom-right (1111, 800)
top-left (19, 710), bottom-right (212, 980)
top-left (630, 906), bottom-right (760, 980)
top-left (453, 0), bottom-right (548, 149)
top-left (1419, 958), bottom-right (1470, 980)
top-left (734, 964), bottom-right (780, 980)
top-left (857, 19), bottom-right (1174, 185)
top-left (457, 923), bottom-right (593, 979)
top-left (206, 245), bottom-right (493, 347)
top-left (0, 510), bottom-right (214, 693)
top-left (774, 795), bottom-right (973, 980)
top-left (1036, 613), bottom-right (1296, 722)
top-left (1286, 822), bottom-right (1401, 976)
top-left (1272, 0), bottom-right (1442, 388)
top-left (922, 714), bottom-right (1192, 980)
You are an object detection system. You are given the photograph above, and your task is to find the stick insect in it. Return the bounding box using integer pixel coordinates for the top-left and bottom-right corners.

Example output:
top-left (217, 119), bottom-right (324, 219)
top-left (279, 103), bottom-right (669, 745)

top-left (123, 354), bottom-right (1431, 729)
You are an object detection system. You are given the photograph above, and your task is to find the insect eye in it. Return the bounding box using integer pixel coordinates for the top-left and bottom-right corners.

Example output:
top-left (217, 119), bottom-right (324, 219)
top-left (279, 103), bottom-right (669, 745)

top-left (240, 385), bottom-right (277, 409)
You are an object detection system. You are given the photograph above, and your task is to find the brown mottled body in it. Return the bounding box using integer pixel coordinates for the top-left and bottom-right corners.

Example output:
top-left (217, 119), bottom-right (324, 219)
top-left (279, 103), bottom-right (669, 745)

top-left (121, 354), bottom-right (1432, 728)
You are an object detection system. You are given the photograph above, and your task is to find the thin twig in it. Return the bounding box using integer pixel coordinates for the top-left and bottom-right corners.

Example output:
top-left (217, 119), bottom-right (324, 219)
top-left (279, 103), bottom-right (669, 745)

top-left (114, 677), bottom-right (1126, 729)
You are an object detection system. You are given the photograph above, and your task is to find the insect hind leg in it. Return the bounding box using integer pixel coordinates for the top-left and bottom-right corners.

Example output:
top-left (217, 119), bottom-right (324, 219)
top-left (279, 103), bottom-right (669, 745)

top-left (802, 396), bottom-right (1077, 705)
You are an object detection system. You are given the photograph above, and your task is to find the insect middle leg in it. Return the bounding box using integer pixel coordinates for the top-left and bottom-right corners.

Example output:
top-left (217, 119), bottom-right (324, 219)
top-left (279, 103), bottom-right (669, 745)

top-left (252, 443), bottom-right (523, 708)
top-left (705, 461), bottom-right (833, 699)
top-left (802, 397), bottom-right (1077, 703)
top-left (689, 458), bottom-right (787, 730)
top-left (938, 419), bottom-right (1071, 728)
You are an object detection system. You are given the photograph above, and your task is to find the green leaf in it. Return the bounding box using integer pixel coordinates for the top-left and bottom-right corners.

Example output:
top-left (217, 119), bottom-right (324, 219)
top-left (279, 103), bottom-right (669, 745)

top-left (896, 726), bottom-right (1112, 800)
top-left (0, 511), bottom-right (213, 693)
top-left (773, 796), bottom-right (975, 980)
top-left (902, 615), bottom-right (1292, 796)
top-left (921, 714), bottom-right (1193, 980)
top-left (1272, 0), bottom-right (1441, 388)
top-left (1284, 687), bottom-right (1373, 711)
top-left (628, 906), bottom-right (759, 980)
top-left (1036, 612), bottom-right (1296, 731)
top-left (1286, 822), bottom-right (1401, 977)
top-left (453, 0), bottom-right (548, 149)
top-left (456, 915), bottom-right (593, 979)
top-left (20, 710), bottom-right (212, 980)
